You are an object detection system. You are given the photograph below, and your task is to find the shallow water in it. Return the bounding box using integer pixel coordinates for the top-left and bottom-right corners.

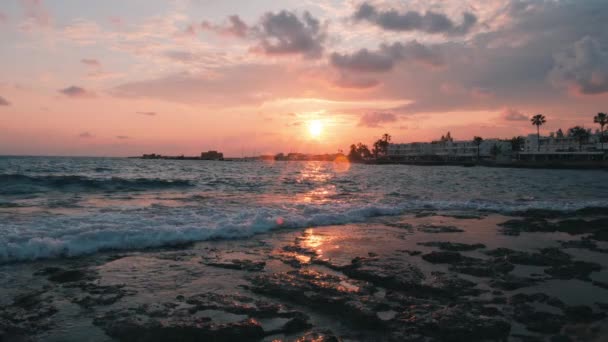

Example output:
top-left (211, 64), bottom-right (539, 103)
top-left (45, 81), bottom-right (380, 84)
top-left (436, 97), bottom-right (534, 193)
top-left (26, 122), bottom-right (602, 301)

top-left (1, 156), bottom-right (608, 262)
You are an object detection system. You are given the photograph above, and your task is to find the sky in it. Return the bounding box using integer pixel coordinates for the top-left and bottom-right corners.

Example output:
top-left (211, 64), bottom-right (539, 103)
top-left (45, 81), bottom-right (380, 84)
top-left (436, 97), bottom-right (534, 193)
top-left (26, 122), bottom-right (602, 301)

top-left (0, 0), bottom-right (607, 157)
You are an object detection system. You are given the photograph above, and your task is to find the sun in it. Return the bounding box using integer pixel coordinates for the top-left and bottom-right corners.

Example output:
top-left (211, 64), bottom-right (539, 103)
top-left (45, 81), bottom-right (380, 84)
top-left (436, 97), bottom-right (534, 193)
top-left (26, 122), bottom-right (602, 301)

top-left (308, 120), bottom-right (323, 138)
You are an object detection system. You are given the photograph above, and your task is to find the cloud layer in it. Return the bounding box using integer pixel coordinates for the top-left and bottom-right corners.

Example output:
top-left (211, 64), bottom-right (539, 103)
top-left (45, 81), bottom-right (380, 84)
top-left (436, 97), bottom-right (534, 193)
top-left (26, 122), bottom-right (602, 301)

top-left (353, 2), bottom-right (477, 35)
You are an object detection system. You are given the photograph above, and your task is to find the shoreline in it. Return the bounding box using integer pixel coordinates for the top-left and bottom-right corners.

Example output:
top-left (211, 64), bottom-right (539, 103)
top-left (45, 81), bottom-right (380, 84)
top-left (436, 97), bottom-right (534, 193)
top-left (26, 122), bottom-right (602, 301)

top-left (2, 210), bottom-right (608, 341)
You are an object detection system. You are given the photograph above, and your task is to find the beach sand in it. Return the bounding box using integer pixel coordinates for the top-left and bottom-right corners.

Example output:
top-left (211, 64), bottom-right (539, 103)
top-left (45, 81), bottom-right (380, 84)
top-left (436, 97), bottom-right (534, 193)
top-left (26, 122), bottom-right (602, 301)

top-left (2, 210), bottom-right (608, 341)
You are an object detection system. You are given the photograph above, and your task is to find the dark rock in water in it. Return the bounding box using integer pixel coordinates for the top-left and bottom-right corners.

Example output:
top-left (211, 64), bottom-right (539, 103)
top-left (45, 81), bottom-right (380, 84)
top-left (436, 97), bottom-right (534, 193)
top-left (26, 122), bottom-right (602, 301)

top-left (340, 255), bottom-right (481, 298)
top-left (72, 283), bottom-right (136, 308)
top-left (205, 259), bottom-right (266, 272)
top-left (96, 314), bottom-right (264, 342)
top-left (559, 239), bottom-right (608, 253)
top-left (43, 268), bottom-right (92, 283)
top-left (0, 289), bottom-right (57, 339)
top-left (249, 269), bottom-right (383, 327)
top-left (295, 330), bottom-right (342, 342)
top-left (486, 247), bottom-right (571, 267)
top-left (489, 275), bottom-right (539, 290)
top-left (513, 304), bottom-right (566, 334)
top-left (250, 268), bottom-right (509, 341)
top-left (397, 249), bottom-right (422, 256)
top-left (564, 305), bottom-right (604, 323)
top-left (498, 218), bottom-right (552, 235)
top-left (417, 224), bottom-right (464, 233)
top-left (344, 255), bottom-right (425, 290)
top-left (95, 293), bottom-right (311, 341)
top-left (422, 251), bottom-right (514, 277)
top-left (281, 316), bottom-right (313, 334)
top-left (550, 335), bottom-right (572, 342)
top-left (592, 280), bottom-right (608, 290)
top-left (512, 334), bottom-right (544, 342)
top-left (486, 247), bottom-right (601, 280)
top-left (544, 261), bottom-right (602, 280)
top-left (498, 217), bottom-right (608, 239)
top-left (509, 293), bottom-right (565, 308)
top-left (418, 241), bottom-right (486, 251)
top-left (423, 305), bottom-right (511, 341)
top-left (422, 251), bottom-right (463, 264)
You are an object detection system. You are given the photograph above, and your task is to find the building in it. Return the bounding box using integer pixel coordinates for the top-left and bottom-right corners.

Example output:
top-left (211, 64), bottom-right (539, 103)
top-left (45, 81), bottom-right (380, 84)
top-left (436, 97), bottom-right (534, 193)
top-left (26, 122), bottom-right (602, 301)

top-left (200, 151), bottom-right (224, 160)
top-left (387, 139), bottom-right (512, 162)
top-left (524, 132), bottom-right (606, 152)
top-left (518, 132), bottom-right (606, 162)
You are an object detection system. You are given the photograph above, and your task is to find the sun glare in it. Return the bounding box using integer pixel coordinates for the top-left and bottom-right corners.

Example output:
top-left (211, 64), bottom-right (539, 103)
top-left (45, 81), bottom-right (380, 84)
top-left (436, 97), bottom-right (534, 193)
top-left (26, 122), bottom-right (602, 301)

top-left (308, 120), bottom-right (323, 138)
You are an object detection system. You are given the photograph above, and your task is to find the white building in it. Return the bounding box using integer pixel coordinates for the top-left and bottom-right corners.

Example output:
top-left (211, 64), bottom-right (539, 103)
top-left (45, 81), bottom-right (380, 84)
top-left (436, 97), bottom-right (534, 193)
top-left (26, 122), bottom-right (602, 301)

top-left (524, 132), bottom-right (606, 152)
top-left (387, 139), bottom-right (512, 161)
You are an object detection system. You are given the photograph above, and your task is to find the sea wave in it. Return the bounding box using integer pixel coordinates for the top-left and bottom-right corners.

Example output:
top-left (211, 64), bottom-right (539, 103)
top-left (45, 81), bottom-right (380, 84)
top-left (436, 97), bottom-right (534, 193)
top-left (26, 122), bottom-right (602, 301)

top-left (0, 174), bottom-right (194, 195)
top-left (1, 200), bottom-right (607, 263)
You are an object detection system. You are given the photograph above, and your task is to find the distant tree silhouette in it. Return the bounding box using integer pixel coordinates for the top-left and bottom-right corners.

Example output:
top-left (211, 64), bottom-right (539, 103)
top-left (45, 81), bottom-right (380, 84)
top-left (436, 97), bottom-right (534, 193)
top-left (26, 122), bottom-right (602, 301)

top-left (372, 133), bottom-right (392, 158)
top-left (568, 126), bottom-right (591, 151)
top-left (594, 112), bottom-right (607, 150)
top-left (530, 114), bottom-right (546, 152)
top-left (473, 136), bottom-right (483, 160)
top-left (510, 136), bottom-right (525, 151)
top-left (349, 143), bottom-right (372, 162)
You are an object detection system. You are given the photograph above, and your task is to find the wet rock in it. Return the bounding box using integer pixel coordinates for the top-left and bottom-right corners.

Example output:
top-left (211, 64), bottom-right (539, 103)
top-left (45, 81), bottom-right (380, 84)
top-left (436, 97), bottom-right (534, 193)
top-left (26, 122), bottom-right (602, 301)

top-left (42, 268), bottom-right (93, 283)
top-left (512, 304), bottom-right (566, 334)
top-left (418, 241), bottom-right (486, 251)
top-left (95, 293), bottom-right (311, 341)
top-left (96, 313), bottom-right (264, 342)
top-left (498, 218), bottom-right (551, 235)
top-left (205, 259), bottom-right (266, 272)
top-left (592, 280), bottom-right (608, 290)
top-left (486, 247), bottom-right (571, 267)
top-left (544, 261), bottom-right (602, 280)
top-left (422, 251), bottom-right (462, 264)
top-left (72, 283), bottom-right (136, 308)
top-left (499, 217), bottom-right (608, 238)
top-left (509, 293), bottom-right (565, 308)
top-left (392, 303), bottom-right (511, 341)
top-left (295, 330), bottom-right (342, 342)
top-left (342, 256), bottom-right (481, 298)
top-left (422, 251), bottom-right (514, 277)
top-left (0, 289), bottom-right (57, 338)
top-left (397, 249), bottom-right (422, 256)
top-left (417, 224), bottom-right (464, 233)
top-left (249, 269), bottom-right (380, 326)
top-left (559, 239), bottom-right (608, 253)
top-left (489, 275), bottom-right (539, 290)
top-left (428, 305), bottom-right (511, 341)
top-left (563, 305), bottom-right (604, 323)
top-left (344, 255), bottom-right (425, 289)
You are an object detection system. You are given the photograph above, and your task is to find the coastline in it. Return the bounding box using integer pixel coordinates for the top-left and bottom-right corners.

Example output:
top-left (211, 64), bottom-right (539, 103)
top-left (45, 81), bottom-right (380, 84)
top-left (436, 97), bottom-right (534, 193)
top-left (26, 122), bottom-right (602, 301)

top-left (2, 210), bottom-right (608, 341)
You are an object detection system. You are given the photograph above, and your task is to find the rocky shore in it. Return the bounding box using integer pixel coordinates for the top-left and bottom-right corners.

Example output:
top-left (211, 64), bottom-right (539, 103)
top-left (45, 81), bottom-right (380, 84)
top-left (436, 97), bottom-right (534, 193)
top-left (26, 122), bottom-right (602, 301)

top-left (1, 210), bottom-right (608, 341)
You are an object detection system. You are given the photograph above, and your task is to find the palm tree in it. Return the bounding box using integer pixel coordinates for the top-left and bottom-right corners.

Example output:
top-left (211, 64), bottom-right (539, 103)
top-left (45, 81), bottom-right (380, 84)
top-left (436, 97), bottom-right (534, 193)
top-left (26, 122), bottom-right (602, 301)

top-left (568, 126), bottom-right (591, 151)
top-left (473, 136), bottom-right (483, 160)
top-left (382, 133), bottom-right (392, 143)
top-left (530, 114), bottom-right (546, 152)
top-left (594, 112), bottom-right (607, 150)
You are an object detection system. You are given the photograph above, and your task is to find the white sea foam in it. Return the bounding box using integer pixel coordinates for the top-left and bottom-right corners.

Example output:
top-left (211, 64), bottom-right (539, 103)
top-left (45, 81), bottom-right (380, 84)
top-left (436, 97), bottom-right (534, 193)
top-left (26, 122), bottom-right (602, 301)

top-left (2, 199), bottom-right (607, 263)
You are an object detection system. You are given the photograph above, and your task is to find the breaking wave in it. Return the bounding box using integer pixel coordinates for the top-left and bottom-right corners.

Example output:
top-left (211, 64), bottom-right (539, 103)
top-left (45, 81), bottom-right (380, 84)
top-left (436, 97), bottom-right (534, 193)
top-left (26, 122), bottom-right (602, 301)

top-left (2, 200), bottom-right (607, 263)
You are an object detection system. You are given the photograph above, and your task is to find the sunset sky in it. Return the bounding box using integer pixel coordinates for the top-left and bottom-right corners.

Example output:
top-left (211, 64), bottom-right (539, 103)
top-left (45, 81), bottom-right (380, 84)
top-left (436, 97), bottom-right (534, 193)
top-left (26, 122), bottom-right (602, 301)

top-left (1, 0), bottom-right (607, 157)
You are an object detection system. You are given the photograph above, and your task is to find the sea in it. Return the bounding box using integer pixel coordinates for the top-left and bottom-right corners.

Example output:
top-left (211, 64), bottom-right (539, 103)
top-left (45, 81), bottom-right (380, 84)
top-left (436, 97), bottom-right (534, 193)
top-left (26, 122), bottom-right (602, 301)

top-left (1, 156), bottom-right (607, 263)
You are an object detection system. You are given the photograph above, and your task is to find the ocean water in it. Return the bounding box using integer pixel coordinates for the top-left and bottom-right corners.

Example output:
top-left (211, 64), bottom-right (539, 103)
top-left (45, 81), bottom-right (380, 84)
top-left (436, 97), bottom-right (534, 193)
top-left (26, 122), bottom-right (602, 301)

top-left (1, 156), bottom-right (607, 262)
